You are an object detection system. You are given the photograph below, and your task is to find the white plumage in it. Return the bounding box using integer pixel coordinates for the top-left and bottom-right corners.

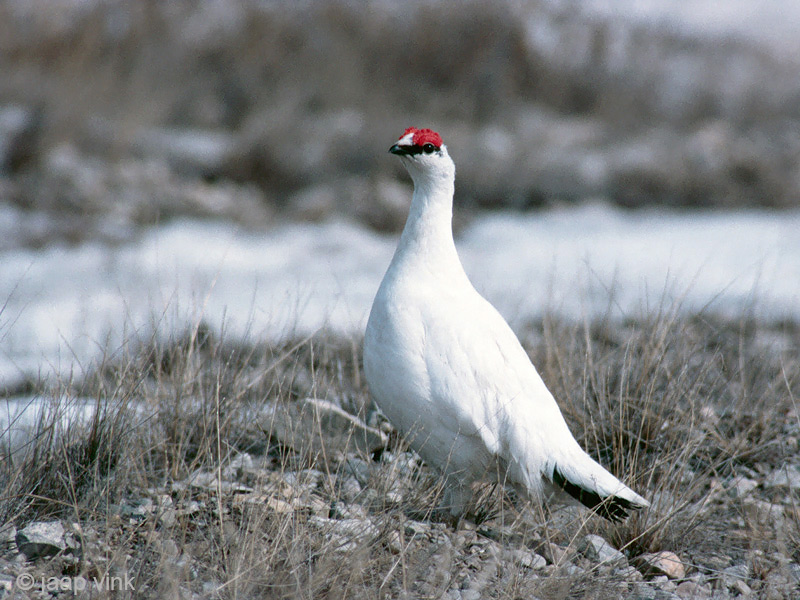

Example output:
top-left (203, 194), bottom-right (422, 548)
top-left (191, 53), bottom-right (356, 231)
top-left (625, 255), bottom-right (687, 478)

top-left (364, 127), bottom-right (648, 521)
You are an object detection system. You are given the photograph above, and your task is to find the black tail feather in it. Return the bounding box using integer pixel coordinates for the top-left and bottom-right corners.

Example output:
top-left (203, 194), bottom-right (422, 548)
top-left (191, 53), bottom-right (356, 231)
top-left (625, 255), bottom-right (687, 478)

top-left (552, 467), bottom-right (637, 523)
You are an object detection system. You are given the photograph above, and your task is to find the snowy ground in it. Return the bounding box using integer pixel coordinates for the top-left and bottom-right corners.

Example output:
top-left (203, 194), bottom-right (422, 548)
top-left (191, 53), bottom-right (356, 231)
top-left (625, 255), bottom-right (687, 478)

top-left (3, 205), bottom-right (799, 393)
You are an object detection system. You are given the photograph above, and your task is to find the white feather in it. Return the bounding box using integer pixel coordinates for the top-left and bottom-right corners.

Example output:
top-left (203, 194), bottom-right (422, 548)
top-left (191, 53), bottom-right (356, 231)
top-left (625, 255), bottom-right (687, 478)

top-left (364, 134), bottom-right (648, 519)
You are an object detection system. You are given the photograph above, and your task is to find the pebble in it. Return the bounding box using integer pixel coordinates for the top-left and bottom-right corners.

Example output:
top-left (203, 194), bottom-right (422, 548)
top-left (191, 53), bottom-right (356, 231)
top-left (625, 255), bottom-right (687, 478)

top-left (562, 564), bottom-right (585, 576)
top-left (742, 498), bottom-right (784, 527)
top-left (637, 551), bottom-right (686, 580)
top-left (309, 516), bottom-right (380, 552)
top-left (731, 579), bottom-right (753, 596)
top-left (345, 457), bottom-right (372, 486)
top-left (540, 541), bottom-right (571, 564)
top-left (329, 501), bottom-right (368, 520)
top-left (728, 476), bottom-right (758, 497)
top-left (15, 521), bottom-right (79, 560)
top-left (503, 548), bottom-right (546, 570)
top-left (719, 563), bottom-right (748, 587)
top-left (629, 582), bottom-right (682, 599)
top-left (579, 534), bottom-right (627, 567)
top-left (222, 452), bottom-right (255, 477)
top-left (160, 538), bottom-right (180, 558)
top-left (675, 580), bottom-right (711, 598)
top-left (764, 466), bottom-right (800, 490)
top-left (614, 565), bottom-right (643, 581)
top-left (337, 476), bottom-right (363, 503)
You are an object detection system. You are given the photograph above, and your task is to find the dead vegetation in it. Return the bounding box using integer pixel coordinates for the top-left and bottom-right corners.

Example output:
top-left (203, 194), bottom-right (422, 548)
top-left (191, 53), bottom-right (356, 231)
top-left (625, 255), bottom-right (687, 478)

top-left (1, 306), bottom-right (798, 598)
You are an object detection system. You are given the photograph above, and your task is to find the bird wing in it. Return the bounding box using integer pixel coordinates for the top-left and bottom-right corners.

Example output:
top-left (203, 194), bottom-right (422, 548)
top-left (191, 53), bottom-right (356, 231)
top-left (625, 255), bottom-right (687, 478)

top-left (420, 289), bottom-right (576, 488)
top-left (423, 293), bottom-right (648, 515)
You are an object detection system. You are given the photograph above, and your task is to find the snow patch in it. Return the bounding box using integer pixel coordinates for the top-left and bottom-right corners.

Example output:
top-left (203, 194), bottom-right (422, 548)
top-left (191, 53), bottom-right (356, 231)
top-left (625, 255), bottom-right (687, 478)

top-left (1, 207), bottom-right (799, 390)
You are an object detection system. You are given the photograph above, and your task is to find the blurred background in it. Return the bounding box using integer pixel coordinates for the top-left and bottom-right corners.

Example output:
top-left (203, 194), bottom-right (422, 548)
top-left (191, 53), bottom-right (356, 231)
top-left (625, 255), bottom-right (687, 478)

top-left (2, 0), bottom-right (800, 247)
top-left (2, 0), bottom-right (800, 387)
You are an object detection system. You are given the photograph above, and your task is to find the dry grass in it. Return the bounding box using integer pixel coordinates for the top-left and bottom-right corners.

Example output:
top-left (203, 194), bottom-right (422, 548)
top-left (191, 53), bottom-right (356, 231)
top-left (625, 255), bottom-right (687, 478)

top-left (538, 309), bottom-right (799, 565)
top-left (1, 307), bottom-right (798, 598)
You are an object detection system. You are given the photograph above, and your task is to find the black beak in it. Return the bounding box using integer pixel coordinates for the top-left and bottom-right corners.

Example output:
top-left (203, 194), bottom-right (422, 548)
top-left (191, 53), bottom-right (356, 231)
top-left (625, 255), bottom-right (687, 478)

top-left (389, 144), bottom-right (409, 156)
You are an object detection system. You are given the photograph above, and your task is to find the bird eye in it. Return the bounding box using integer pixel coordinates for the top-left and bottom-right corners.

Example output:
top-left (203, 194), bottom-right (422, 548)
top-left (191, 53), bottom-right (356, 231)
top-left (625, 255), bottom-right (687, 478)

top-left (423, 143), bottom-right (436, 154)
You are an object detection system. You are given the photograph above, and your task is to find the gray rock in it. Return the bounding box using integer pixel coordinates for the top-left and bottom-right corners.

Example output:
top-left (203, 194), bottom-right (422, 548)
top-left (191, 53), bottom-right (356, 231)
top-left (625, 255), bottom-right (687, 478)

top-left (186, 469), bottom-right (253, 495)
top-left (787, 562), bottom-right (800, 585)
top-left (0, 573), bottom-right (13, 594)
top-left (404, 520), bottom-right (432, 538)
top-left (131, 497), bottom-right (157, 517)
top-left (764, 466), bottom-right (800, 490)
top-left (761, 569), bottom-right (793, 598)
top-left (539, 541), bottom-right (571, 565)
top-left (637, 551), bottom-right (686, 580)
top-left (579, 534), bottom-right (627, 567)
top-left (110, 497), bottom-right (155, 520)
top-left (615, 565), bottom-right (644, 581)
top-left (329, 501), bottom-right (367, 520)
top-left (222, 452), bottom-right (255, 478)
top-left (675, 580), bottom-right (712, 599)
top-left (650, 575), bottom-right (677, 591)
top-left (742, 498), bottom-right (784, 528)
top-left (337, 475), bottom-right (363, 504)
top-left (422, 536), bottom-right (455, 591)
top-left (731, 579), bottom-right (753, 596)
top-left (502, 548), bottom-right (546, 570)
top-left (728, 476), bottom-right (758, 497)
top-left (562, 563), bottom-right (586, 576)
top-left (461, 548), bottom-right (499, 599)
top-left (704, 555), bottom-right (733, 571)
top-left (177, 501), bottom-right (203, 517)
top-left (283, 469), bottom-right (324, 489)
top-left (380, 451), bottom-right (419, 472)
top-left (309, 516), bottom-right (379, 553)
top-left (527, 552), bottom-right (548, 571)
top-left (384, 489), bottom-right (404, 505)
top-left (345, 457), bottom-right (372, 487)
top-left (160, 538), bottom-right (180, 558)
top-left (628, 582), bottom-right (681, 599)
top-left (719, 563), bottom-right (749, 588)
top-left (15, 521), bottom-right (79, 560)
top-left (157, 495), bottom-right (178, 527)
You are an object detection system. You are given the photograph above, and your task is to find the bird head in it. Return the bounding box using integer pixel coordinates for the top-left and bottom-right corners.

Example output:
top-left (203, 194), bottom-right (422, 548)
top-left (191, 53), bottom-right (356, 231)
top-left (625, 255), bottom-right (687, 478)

top-left (389, 127), bottom-right (454, 185)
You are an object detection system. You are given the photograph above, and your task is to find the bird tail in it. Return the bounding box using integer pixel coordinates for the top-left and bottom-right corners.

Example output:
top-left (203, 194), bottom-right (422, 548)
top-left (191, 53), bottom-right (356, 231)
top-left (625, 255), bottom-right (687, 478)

top-left (550, 451), bottom-right (648, 522)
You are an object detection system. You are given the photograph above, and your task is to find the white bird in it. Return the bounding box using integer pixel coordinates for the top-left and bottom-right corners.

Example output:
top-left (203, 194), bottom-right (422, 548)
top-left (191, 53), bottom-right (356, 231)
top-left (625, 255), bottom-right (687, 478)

top-left (364, 127), bottom-right (648, 522)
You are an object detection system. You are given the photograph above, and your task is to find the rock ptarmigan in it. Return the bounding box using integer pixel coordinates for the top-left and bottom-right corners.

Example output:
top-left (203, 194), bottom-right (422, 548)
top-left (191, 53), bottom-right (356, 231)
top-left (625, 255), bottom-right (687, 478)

top-left (364, 127), bottom-right (648, 522)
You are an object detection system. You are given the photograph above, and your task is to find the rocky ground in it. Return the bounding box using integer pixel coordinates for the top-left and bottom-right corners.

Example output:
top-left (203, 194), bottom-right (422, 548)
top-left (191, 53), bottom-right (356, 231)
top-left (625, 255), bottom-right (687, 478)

top-left (0, 314), bottom-right (797, 599)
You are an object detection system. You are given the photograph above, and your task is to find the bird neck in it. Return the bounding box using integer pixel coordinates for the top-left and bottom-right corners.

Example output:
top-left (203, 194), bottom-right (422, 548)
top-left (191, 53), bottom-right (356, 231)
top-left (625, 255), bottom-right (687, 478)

top-left (395, 171), bottom-right (463, 276)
